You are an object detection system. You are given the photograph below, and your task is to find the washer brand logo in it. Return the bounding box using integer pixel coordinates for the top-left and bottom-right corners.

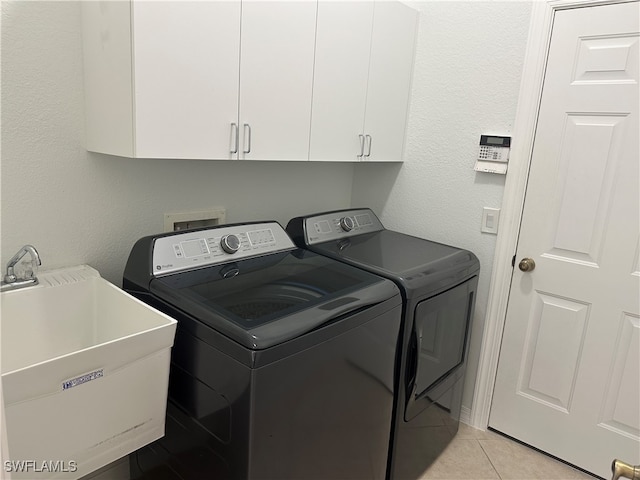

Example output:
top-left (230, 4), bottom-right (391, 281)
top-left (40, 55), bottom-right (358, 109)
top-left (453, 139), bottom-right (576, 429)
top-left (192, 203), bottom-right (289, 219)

top-left (63, 369), bottom-right (103, 390)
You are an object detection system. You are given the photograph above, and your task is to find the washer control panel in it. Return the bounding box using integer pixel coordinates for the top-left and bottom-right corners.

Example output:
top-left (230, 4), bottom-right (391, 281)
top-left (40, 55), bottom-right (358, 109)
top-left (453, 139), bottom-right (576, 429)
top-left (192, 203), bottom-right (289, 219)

top-left (152, 222), bottom-right (295, 275)
top-left (304, 209), bottom-right (384, 245)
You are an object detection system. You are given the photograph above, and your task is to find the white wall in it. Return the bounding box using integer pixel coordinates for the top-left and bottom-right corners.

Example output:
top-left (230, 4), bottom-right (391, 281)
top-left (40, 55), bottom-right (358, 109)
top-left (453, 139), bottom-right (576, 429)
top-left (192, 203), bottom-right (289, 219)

top-left (0, 1), bottom-right (355, 286)
top-left (352, 1), bottom-right (533, 414)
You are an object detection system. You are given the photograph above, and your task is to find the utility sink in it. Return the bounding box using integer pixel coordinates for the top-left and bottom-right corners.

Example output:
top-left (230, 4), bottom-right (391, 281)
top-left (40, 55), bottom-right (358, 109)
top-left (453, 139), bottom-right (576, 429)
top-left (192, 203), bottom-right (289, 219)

top-left (1, 265), bottom-right (177, 479)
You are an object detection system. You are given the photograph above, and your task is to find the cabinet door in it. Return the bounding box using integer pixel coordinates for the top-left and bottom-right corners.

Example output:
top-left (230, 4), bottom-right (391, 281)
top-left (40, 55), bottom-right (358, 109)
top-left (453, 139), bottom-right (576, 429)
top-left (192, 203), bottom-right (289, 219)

top-left (363, 2), bottom-right (418, 162)
top-left (309, 2), bottom-right (374, 162)
top-left (238, 1), bottom-right (317, 161)
top-left (82, 1), bottom-right (136, 158)
top-left (132, 2), bottom-right (241, 159)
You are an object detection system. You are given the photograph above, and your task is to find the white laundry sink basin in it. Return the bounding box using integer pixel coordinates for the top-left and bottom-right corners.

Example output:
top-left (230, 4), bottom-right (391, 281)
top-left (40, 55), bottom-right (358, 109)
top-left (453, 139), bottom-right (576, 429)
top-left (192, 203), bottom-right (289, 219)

top-left (1, 265), bottom-right (177, 479)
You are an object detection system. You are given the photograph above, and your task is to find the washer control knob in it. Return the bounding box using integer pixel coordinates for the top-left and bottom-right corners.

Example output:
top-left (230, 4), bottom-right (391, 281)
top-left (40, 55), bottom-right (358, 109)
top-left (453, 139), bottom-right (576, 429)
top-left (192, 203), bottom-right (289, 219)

top-left (339, 216), bottom-right (355, 232)
top-left (220, 234), bottom-right (241, 254)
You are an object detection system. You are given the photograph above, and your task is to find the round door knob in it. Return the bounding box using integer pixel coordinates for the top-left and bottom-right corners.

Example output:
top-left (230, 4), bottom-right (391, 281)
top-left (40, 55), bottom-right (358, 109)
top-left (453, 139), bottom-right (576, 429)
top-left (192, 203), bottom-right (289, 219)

top-left (339, 216), bottom-right (355, 232)
top-left (220, 234), bottom-right (241, 254)
top-left (518, 258), bottom-right (536, 272)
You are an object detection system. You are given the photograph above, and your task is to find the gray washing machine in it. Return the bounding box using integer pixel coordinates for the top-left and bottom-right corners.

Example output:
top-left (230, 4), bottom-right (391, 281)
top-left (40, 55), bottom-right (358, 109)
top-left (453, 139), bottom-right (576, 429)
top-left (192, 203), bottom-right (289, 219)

top-left (287, 208), bottom-right (480, 480)
top-left (123, 221), bottom-right (402, 479)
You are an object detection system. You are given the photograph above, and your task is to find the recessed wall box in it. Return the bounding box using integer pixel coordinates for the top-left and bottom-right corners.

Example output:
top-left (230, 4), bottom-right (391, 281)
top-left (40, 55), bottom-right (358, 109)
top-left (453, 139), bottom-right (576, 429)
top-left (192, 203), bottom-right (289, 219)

top-left (164, 208), bottom-right (226, 232)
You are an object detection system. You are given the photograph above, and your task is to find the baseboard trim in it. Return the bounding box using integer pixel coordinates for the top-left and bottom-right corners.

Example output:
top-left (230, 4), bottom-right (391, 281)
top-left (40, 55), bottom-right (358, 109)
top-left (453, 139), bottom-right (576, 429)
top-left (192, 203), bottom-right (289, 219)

top-left (460, 405), bottom-right (472, 427)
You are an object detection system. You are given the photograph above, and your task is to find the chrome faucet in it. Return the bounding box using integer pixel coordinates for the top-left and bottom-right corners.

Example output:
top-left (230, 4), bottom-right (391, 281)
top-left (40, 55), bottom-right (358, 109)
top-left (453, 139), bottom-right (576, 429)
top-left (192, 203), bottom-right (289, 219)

top-left (1, 244), bottom-right (41, 292)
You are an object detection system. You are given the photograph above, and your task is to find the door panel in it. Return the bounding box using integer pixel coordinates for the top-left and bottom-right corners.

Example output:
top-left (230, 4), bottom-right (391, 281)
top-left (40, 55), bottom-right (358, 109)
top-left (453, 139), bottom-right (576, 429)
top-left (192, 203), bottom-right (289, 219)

top-left (518, 293), bottom-right (590, 412)
top-left (238, 1), bottom-right (316, 161)
top-left (600, 313), bottom-right (639, 438)
top-left (309, 1), bottom-right (374, 161)
top-left (573, 34), bottom-right (638, 84)
top-left (363, 1), bottom-right (417, 161)
top-left (546, 114), bottom-right (627, 265)
top-left (133, 2), bottom-right (241, 159)
top-left (490, 3), bottom-right (639, 478)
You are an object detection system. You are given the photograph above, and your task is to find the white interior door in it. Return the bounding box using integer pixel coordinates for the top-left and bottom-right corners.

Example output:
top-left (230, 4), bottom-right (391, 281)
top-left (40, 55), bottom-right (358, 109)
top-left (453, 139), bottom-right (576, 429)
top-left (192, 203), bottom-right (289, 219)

top-left (489, 3), bottom-right (639, 479)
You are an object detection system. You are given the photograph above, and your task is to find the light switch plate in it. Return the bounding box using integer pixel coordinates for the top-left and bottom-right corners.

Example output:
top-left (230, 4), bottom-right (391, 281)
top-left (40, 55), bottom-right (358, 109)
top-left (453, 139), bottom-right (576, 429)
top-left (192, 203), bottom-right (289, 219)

top-left (481, 207), bottom-right (500, 234)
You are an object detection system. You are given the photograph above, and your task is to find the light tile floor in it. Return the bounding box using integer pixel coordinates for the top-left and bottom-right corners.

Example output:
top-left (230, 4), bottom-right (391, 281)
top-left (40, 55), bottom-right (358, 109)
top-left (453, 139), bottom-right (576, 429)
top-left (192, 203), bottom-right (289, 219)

top-left (82, 424), bottom-right (602, 480)
top-left (419, 423), bottom-right (599, 480)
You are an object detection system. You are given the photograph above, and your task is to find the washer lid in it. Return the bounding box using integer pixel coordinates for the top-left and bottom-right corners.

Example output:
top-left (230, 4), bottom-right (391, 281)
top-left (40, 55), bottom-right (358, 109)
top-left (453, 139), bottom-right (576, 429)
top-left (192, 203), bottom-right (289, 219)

top-left (311, 230), bottom-right (479, 298)
top-left (149, 249), bottom-right (398, 350)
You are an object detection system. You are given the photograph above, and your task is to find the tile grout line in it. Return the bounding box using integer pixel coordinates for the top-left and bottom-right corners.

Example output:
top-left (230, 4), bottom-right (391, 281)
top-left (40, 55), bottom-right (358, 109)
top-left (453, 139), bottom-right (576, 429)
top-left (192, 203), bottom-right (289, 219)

top-left (477, 438), bottom-right (504, 480)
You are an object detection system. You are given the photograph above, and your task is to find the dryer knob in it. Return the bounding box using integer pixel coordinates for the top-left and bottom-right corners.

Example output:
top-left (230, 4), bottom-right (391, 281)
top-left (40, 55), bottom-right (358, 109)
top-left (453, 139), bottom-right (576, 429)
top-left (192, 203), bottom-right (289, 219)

top-left (220, 234), bottom-right (241, 254)
top-left (339, 216), bottom-right (355, 232)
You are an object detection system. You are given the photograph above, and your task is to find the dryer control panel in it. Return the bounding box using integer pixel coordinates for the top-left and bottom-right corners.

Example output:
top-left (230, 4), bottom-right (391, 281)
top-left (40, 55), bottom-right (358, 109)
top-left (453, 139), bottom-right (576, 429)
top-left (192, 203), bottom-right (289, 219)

top-left (152, 222), bottom-right (295, 276)
top-left (302, 209), bottom-right (385, 245)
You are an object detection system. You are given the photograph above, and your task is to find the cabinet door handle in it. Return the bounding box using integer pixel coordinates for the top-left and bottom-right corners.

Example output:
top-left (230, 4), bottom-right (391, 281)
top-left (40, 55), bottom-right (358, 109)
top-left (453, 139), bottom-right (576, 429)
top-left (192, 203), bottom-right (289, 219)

top-left (243, 123), bottom-right (251, 154)
top-left (364, 134), bottom-right (372, 158)
top-left (230, 123), bottom-right (239, 154)
top-left (357, 134), bottom-right (365, 159)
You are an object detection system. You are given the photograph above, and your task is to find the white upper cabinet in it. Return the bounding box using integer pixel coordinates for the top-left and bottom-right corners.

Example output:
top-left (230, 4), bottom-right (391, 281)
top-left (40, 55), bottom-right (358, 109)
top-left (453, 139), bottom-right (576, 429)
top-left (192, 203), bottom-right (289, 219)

top-left (82, 1), bottom-right (135, 158)
top-left (82, 1), bottom-right (241, 159)
top-left (83, 1), bottom-right (315, 160)
top-left (310, 1), bottom-right (418, 162)
top-left (238, 1), bottom-right (317, 161)
top-left (82, 0), bottom-right (416, 162)
top-left (364, 2), bottom-right (418, 161)
top-left (309, 2), bottom-right (375, 161)
top-left (132, 2), bottom-right (241, 159)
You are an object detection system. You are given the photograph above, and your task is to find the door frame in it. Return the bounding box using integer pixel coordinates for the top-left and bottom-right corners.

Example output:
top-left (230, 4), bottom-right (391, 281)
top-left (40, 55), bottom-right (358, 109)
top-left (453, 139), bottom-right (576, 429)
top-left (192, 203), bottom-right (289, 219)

top-left (469, 0), bottom-right (636, 430)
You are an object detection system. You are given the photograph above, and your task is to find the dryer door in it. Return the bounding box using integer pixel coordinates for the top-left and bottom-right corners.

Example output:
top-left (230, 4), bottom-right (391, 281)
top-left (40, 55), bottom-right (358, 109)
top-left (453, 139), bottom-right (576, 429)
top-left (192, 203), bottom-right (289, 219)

top-left (405, 276), bottom-right (478, 421)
